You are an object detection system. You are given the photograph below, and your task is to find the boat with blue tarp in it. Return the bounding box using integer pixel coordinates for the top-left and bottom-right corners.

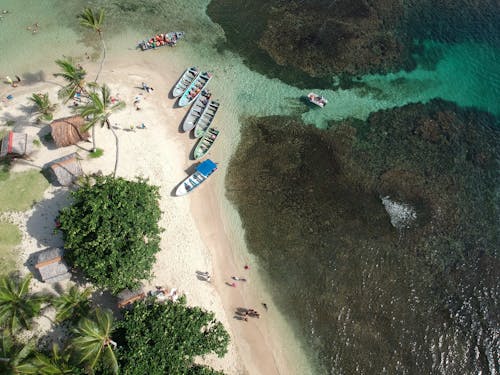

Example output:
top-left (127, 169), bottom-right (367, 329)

top-left (175, 159), bottom-right (217, 196)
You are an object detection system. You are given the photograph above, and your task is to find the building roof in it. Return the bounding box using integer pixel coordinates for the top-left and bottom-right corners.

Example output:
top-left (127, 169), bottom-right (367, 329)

top-left (50, 115), bottom-right (90, 147)
top-left (47, 153), bottom-right (83, 186)
top-left (117, 288), bottom-right (146, 308)
top-left (0, 131), bottom-right (34, 157)
top-left (34, 247), bottom-right (70, 283)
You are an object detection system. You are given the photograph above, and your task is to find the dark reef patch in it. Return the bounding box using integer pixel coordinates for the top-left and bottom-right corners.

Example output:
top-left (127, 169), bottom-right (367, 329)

top-left (226, 101), bottom-right (499, 373)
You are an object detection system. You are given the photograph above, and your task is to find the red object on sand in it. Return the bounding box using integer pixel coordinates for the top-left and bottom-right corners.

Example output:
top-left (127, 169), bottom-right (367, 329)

top-left (244, 265), bottom-right (249, 270)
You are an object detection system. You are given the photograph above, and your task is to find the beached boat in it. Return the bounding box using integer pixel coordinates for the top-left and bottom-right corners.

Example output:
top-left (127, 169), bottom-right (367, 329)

top-left (194, 101), bottom-right (220, 138)
top-left (138, 31), bottom-right (185, 51)
top-left (307, 92), bottom-right (328, 108)
top-left (193, 128), bottom-right (220, 160)
top-left (173, 67), bottom-right (199, 98)
top-left (181, 90), bottom-right (211, 132)
top-left (175, 159), bottom-right (217, 196)
top-left (178, 72), bottom-right (212, 107)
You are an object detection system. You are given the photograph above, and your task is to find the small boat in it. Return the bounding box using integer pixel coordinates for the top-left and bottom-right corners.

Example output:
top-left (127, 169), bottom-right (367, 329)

top-left (193, 128), bottom-right (220, 160)
top-left (173, 67), bottom-right (199, 98)
top-left (194, 101), bottom-right (220, 138)
top-left (178, 72), bottom-right (212, 107)
top-left (307, 92), bottom-right (328, 108)
top-left (138, 31), bottom-right (185, 51)
top-left (181, 90), bottom-right (211, 132)
top-left (175, 159), bottom-right (217, 196)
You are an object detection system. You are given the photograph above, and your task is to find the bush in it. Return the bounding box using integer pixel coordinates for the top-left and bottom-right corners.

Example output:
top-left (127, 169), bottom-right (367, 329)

top-left (89, 148), bottom-right (104, 158)
top-left (58, 175), bottom-right (162, 293)
top-left (116, 298), bottom-right (229, 375)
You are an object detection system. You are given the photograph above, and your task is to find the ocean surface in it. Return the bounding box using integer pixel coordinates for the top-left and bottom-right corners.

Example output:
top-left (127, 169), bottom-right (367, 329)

top-left (1, 1), bottom-right (499, 374)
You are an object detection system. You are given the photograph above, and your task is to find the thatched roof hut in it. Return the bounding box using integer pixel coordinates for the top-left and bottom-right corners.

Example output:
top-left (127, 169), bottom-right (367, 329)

top-left (47, 153), bottom-right (83, 186)
top-left (50, 115), bottom-right (89, 147)
top-left (0, 131), bottom-right (34, 157)
top-left (117, 288), bottom-right (146, 308)
top-left (34, 247), bottom-right (70, 283)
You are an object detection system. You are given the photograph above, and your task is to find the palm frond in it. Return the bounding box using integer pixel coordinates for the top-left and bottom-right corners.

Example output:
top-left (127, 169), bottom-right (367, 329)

top-left (78, 8), bottom-right (105, 34)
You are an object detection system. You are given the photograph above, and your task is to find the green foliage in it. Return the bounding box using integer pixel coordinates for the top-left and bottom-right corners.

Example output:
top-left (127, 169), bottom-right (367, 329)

top-left (0, 274), bottom-right (47, 332)
top-left (0, 331), bottom-right (37, 374)
top-left (72, 309), bottom-right (118, 374)
top-left (54, 58), bottom-right (87, 103)
top-left (0, 170), bottom-right (49, 212)
top-left (58, 175), bottom-right (162, 292)
top-left (78, 84), bottom-right (125, 132)
top-left (0, 222), bottom-right (21, 277)
top-left (78, 8), bottom-right (105, 34)
top-left (33, 343), bottom-right (83, 375)
top-left (29, 93), bottom-right (56, 123)
top-left (53, 285), bottom-right (92, 323)
top-left (88, 148), bottom-right (104, 158)
top-left (116, 298), bottom-right (229, 375)
top-left (4, 120), bottom-right (16, 127)
top-left (32, 139), bottom-right (41, 147)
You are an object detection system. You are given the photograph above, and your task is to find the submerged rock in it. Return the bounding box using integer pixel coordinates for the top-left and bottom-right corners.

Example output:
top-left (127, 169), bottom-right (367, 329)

top-left (226, 100), bottom-right (499, 374)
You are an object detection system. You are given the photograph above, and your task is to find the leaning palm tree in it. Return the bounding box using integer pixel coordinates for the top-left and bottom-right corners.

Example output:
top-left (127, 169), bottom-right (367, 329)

top-left (53, 285), bottom-right (92, 323)
top-left (78, 8), bottom-right (106, 82)
top-left (33, 343), bottom-right (80, 375)
top-left (53, 58), bottom-right (88, 103)
top-left (0, 274), bottom-right (47, 332)
top-left (72, 309), bottom-right (118, 375)
top-left (29, 93), bottom-right (57, 123)
top-left (0, 331), bottom-right (37, 374)
top-left (77, 84), bottom-right (125, 176)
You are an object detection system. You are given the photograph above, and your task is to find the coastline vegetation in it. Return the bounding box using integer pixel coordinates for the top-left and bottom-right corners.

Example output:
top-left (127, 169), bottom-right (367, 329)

top-left (0, 222), bottom-right (21, 277)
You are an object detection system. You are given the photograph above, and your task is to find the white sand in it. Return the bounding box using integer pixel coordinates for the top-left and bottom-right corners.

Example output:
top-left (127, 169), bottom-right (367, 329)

top-left (0, 52), bottom-right (311, 374)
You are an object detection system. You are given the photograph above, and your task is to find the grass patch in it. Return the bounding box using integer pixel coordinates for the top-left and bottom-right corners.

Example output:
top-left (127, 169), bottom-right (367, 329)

top-left (0, 170), bottom-right (49, 212)
top-left (89, 148), bottom-right (104, 158)
top-left (33, 138), bottom-right (41, 147)
top-left (0, 221), bottom-right (21, 276)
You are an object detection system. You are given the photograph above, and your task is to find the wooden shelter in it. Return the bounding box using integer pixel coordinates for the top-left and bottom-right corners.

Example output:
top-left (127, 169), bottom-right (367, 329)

top-left (117, 288), bottom-right (146, 308)
top-left (47, 153), bottom-right (83, 186)
top-left (34, 247), bottom-right (70, 283)
top-left (0, 131), bottom-right (34, 157)
top-left (50, 115), bottom-right (89, 147)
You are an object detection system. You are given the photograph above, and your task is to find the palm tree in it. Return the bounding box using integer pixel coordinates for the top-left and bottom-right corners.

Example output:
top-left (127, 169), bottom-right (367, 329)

top-left (54, 58), bottom-right (88, 103)
top-left (0, 331), bottom-right (37, 374)
top-left (0, 274), bottom-right (47, 332)
top-left (78, 8), bottom-right (106, 82)
top-left (33, 344), bottom-right (80, 374)
top-left (78, 84), bottom-right (125, 176)
top-left (53, 286), bottom-right (92, 323)
top-left (29, 93), bottom-right (57, 123)
top-left (72, 309), bottom-right (118, 374)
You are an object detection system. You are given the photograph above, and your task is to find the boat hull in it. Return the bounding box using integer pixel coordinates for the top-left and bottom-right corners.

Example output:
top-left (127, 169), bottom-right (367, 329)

top-left (193, 128), bottom-right (220, 159)
top-left (182, 90), bottom-right (211, 132)
top-left (194, 101), bottom-right (220, 138)
top-left (173, 67), bottom-right (199, 98)
top-left (138, 31), bottom-right (185, 51)
top-left (307, 92), bottom-right (328, 108)
top-left (178, 72), bottom-right (212, 107)
top-left (175, 159), bottom-right (217, 196)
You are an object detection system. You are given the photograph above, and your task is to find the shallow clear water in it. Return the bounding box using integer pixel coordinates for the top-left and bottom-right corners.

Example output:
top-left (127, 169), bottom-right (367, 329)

top-left (1, 1), bottom-right (499, 374)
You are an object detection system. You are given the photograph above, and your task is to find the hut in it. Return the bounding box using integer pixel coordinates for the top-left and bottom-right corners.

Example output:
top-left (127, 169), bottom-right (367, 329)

top-left (117, 288), bottom-right (146, 309)
top-left (0, 131), bottom-right (34, 158)
top-left (46, 153), bottom-right (83, 186)
top-left (50, 115), bottom-right (89, 147)
top-left (34, 247), bottom-right (70, 283)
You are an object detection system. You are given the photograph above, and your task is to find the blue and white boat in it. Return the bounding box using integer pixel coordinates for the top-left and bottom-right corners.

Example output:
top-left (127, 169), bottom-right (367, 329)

top-left (173, 67), bottom-right (199, 98)
top-left (178, 71), bottom-right (212, 107)
top-left (175, 159), bottom-right (217, 196)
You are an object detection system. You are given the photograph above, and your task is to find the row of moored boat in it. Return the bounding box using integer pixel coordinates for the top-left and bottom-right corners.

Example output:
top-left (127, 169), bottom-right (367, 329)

top-left (172, 67), bottom-right (221, 196)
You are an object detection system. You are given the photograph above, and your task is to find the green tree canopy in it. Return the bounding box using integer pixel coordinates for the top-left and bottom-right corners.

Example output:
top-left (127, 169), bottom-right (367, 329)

top-left (116, 298), bottom-right (229, 375)
top-left (58, 176), bottom-right (162, 293)
top-left (0, 331), bottom-right (37, 374)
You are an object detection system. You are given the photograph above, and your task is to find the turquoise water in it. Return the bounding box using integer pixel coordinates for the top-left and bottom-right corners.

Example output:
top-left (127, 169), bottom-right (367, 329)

top-left (1, 1), bottom-right (499, 374)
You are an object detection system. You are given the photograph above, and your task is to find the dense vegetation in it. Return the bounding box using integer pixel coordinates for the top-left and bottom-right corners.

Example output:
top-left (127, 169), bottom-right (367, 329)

top-left (117, 298), bottom-right (229, 375)
top-left (58, 175), bottom-right (162, 293)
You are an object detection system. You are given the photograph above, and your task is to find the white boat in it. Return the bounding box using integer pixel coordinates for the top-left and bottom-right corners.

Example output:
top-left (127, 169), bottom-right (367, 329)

top-left (307, 92), bottom-right (328, 108)
top-left (181, 90), bottom-right (211, 132)
top-left (194, 100), bottom-right (220, 138)
top-left (175, 159), bottom-right (217, 196)
top-left (172, 67), bottom-right (199, 98)
top-left (193, 128), bottom-right (220, 160)
top-left (178, 72), bottom-right (212, 107)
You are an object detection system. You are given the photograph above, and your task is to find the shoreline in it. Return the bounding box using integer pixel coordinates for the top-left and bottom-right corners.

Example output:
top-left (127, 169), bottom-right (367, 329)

top-left (0, 49), bottom-right (312, 374)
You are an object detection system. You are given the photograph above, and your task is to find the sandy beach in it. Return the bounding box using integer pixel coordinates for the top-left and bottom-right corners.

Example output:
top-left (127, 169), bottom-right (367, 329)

top-left (0, 50), bottom-right (310, 374)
